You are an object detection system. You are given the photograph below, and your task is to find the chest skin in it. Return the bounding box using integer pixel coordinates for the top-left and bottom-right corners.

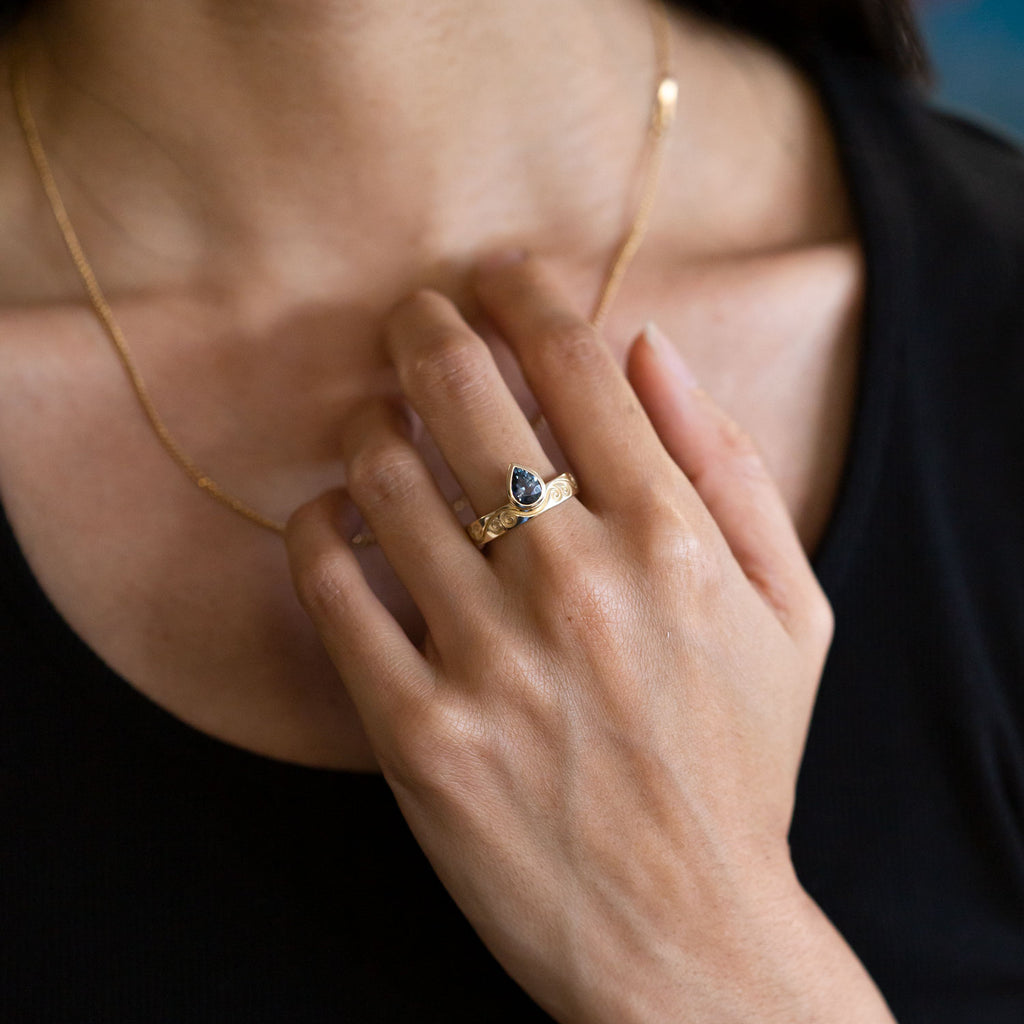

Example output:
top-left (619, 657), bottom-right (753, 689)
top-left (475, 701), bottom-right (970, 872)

top-left (0, 240), bottom-right (862, 771)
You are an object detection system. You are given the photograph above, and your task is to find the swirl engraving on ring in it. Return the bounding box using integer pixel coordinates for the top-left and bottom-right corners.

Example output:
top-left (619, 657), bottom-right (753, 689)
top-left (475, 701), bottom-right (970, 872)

top-left (467, 467), bottom-right (579, 548)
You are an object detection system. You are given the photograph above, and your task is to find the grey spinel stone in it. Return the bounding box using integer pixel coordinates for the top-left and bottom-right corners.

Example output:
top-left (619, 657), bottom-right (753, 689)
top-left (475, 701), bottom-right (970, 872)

top-left (510, 466), bottom-right (543, 507)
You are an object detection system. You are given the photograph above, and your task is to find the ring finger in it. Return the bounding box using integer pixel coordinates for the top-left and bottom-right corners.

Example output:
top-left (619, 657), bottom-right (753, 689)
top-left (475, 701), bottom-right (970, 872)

top-left (384, 289), bottom-right (580, 528)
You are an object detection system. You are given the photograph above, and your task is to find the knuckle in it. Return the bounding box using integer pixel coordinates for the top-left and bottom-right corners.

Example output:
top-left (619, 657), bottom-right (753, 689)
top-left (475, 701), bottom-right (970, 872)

top-left (382, 697), bottom-right (444, 778)
top-left (345, 438), bottom-right (420, 509)
top-left (649, 524), bottom-right (726, 608)
top-left (806, 589), bottom-right (836, 649)
top-left (388, 288), bottom-right (455, 336)
top-left (380, 717), bottom-right (445, 795)
top-left (401, 287), bottom-right (450, 319)
top-left (534, 318), bottom-right (603, 376)
top-left (382, 698), bottom-right (488, 801)
top-left (631, 496), bottom-right (690, 548)
top-left (671, 532), bottom-right (722, 594)
top-left (294, 549), bottom-right (354, 620)
top-left (285, 495), bottom-right (323, 539)
top-left (605, 498), bottom-right (725, 602)
top-left (632, 499), bottom-right (716, 573)
top-left (405, 330), bottom-right (492, 407)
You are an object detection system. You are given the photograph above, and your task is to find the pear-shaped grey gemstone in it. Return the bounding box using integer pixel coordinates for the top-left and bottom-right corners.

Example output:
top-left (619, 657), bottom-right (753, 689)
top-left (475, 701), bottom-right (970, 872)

top-left (510, 466), bottom-right (544, 508)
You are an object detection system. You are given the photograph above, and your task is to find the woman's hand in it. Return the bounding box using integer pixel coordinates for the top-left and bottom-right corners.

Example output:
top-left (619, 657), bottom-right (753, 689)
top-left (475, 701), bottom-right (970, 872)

top-left (285, 254), bottom-right (894, 1023)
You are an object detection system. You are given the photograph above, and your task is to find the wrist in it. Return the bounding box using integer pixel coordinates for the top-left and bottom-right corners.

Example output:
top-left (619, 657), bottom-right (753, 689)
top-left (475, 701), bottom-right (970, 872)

top-left (559, 863), bottom-right (895, 1024)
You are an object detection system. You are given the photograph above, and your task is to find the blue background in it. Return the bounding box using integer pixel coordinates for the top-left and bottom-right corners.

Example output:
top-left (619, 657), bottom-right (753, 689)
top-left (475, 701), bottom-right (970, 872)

top-left (917, 0), bottom-right (1024, 140)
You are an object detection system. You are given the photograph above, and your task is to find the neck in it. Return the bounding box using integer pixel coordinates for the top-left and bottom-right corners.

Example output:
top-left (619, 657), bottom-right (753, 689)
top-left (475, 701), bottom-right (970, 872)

top-left (16, 0), bottom-right (672, 298)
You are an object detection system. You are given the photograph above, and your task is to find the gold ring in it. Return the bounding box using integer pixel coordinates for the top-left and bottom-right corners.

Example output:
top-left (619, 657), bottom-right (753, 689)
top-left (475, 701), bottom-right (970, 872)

top-left (467, 464), bottom-right (579, 548)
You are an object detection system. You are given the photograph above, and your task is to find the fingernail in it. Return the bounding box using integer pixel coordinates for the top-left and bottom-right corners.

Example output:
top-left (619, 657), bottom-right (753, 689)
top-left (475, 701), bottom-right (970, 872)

top-left (477, 247), bottom-right (529, 273)
top-left (643, 321), bottom-right (698, 389)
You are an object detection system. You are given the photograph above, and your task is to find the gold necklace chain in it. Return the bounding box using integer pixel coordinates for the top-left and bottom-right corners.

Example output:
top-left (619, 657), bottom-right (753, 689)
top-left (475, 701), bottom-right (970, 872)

top-left (11, 3), bottom-right (677, 539)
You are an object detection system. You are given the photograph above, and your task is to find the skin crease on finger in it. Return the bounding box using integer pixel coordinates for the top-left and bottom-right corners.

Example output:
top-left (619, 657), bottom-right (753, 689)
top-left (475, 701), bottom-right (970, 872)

top-left (0, 0), bottom-right (861, 772)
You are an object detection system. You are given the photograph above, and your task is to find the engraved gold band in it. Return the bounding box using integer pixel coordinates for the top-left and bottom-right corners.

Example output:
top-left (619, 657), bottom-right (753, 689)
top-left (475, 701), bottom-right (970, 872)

top-left (467, 465), bottom-right (579, 548)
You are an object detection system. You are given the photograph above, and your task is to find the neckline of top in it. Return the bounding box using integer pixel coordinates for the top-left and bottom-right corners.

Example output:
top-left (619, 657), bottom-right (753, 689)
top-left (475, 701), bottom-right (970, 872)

top-left (0, 43), bottom-right (921, 783)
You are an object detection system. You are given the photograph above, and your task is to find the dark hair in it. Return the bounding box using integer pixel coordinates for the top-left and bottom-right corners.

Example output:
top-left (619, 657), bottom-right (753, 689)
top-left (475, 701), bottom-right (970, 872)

top-left (2, 0), bottom-right (927, 79)
top-left (673, 0), bottom-right (928, 79)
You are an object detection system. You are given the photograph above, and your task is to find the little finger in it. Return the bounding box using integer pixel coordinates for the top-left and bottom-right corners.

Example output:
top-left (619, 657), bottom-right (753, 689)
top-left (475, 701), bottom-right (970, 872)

top-left (286, 489), bottom-right (435, 741)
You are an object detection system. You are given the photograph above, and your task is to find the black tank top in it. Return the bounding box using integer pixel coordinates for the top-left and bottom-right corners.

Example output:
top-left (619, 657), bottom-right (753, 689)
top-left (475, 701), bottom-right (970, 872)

top-left (2, 49), bottom-right (1023, 1024)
